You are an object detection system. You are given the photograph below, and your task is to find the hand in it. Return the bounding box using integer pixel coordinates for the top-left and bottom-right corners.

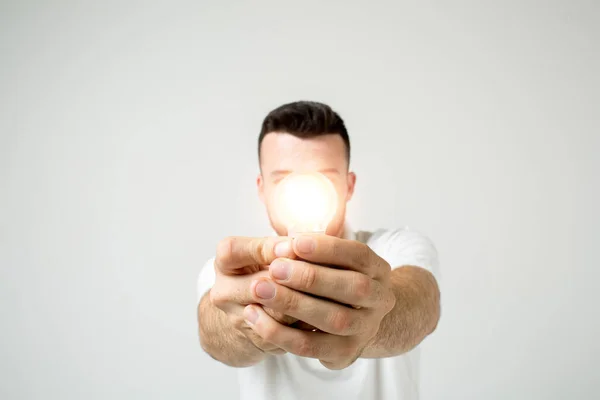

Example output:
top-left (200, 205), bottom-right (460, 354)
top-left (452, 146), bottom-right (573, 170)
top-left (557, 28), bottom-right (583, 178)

top-left (242, 234), bottom-right (396, 369)
top-left (209, 236), bottom-right (298, 355)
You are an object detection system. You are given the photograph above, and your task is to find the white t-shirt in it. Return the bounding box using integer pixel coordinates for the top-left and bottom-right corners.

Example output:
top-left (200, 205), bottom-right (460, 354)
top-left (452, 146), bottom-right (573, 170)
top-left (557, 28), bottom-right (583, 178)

top-left (197, 226), bottom-right (439, 400)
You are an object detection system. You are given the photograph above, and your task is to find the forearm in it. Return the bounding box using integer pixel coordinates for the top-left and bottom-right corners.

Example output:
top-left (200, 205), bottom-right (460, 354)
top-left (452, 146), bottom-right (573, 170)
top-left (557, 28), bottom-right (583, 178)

top-left (198, 291), bottom-right (266, 367)
top-left (361, 266), bottom-right (440, 358)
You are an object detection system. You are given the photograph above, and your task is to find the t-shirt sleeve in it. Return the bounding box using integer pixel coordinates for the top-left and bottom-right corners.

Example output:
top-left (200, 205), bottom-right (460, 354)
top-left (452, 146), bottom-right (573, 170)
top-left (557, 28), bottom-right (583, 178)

top-left (197, 257), bottom-right (216, 304)
top-left (367, 228), bottom-right (440, 279)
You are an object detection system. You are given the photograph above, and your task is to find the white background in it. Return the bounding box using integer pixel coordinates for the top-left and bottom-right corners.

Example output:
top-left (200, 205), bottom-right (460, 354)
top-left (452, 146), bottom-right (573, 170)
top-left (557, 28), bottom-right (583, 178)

top-left (1, 1), bottom-right (598, 399)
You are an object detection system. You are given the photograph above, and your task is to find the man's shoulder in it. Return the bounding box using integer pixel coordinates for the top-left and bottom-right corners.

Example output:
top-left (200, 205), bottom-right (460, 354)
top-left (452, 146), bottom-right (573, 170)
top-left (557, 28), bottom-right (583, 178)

top-left (354, 227), bottom-right (439, 273)
top-left (355, 226), bottom-right (434, 246)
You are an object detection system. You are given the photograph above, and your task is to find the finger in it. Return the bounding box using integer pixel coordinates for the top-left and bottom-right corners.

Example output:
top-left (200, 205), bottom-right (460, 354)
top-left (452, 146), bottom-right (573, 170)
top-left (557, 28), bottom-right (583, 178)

top-left (250, 278), bottom-right (366, 336)
top-left (243, 305), bottom-right (353, 363)
top-left (263, 307), bottom-right (298, 325)
top-left (215, 236), bottom-right (295, 274)
top-left (292, 234), bottom-right (389, 279)
top-left (226, 306), bottom-right (286, 354)
top-left (240, 324), bottom-right (286, 355)
top-left (269, 258), bottom-right (384, 308)
top-left (209, 271), bottom-right (268, 309)
top-left (291, 320), bottom-right (319, 331)
top-left (210, 270), bottom-right (299, 327)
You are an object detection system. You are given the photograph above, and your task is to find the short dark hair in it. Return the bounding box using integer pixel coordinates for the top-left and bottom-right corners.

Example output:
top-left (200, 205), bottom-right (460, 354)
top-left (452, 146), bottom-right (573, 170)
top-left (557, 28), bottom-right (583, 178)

top-left (258, 101), bottom-right (350, 164)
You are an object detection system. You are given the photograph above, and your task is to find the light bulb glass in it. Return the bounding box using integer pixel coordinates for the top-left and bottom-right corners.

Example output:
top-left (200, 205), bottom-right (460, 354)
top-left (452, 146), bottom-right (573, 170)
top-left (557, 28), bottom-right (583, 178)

top-left (273, 172), bottom-right (338, 236)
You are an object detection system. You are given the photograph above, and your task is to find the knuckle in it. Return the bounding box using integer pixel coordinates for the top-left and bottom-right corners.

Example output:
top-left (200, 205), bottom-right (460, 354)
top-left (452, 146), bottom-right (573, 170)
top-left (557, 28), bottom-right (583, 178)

top-left (252, 335), bottom-right (270, 349)
top-left (381, 261), bottom-right (392, 278)
top-left (329, 309), bottom-right (352, 335)
top-left (264, 307), bottom-right (298, 325)
top-left (249, 238), bottom-right (270, 265)
top-left (350, 312), bottom-right (366, 334)
top-left (260, 323), bottom-right (279, 343)
top-left (215, 237), bottom-right (235, 265)
top-left (246, 330), bottom-right (274, 350)
top-left (383, 259), bottom-right (392, 273)
top-left (298, 264), bottom-right (317, 290)
top-left (385, 290), bottom-right (396, 313)
top-left (280, 291), bottom-right (300, 313)
top-left (353, 243), bottom-right (371, 268)
top-left (294, 336), bottom-right (315, 358)
top-left (332, 240), bottom-right (344, 258)
top-left (208, 288), bottom-right (227, 308)
top-left (352, 274), bottom-right (372, 302)
top-left (230, 315), bottom-right (245, 330)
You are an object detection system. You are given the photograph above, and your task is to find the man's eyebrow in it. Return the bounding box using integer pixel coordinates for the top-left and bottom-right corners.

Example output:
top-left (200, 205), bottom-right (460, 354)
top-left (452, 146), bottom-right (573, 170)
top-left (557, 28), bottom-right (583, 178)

top-left (270, 170), bottom-right (292, 177)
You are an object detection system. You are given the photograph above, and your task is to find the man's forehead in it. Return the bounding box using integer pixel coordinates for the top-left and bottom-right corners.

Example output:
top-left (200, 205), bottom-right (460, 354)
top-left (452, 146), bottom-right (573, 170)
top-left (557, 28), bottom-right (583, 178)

top-left (260, 132), bottom-right (346, 172)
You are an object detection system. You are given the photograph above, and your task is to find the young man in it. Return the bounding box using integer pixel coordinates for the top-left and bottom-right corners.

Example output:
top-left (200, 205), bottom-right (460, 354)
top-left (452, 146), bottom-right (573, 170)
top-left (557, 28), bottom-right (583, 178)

top-left (197, 101), bottom-right (441, 400)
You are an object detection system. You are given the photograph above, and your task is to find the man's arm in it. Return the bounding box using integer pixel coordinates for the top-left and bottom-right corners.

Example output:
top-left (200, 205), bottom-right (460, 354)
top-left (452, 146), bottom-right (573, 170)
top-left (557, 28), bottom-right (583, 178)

top-left (198, 290), bottom-right (270, 367)
top-left (361, 265), bottom-right (440, 358)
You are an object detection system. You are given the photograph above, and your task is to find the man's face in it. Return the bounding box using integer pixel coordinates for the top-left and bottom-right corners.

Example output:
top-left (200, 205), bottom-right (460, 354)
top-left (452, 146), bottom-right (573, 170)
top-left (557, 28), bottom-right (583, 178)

top-left (257, 132), bottom-right (356, 237)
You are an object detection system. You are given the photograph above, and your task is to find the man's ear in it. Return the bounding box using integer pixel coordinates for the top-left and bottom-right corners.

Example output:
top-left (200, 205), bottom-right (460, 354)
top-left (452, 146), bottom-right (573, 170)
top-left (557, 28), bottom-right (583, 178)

top-left (346, 172), bottom-right (356, 201)
top-left (257, 173), bottom-right (265, 203)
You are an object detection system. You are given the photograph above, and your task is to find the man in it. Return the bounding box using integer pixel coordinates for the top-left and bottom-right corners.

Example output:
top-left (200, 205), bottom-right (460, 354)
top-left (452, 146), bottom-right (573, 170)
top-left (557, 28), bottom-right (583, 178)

top-left (197, 101), bottom-right (441, 400)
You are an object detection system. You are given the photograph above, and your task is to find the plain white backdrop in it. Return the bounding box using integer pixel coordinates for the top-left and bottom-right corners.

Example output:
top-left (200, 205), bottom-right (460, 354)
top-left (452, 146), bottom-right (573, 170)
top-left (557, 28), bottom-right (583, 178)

top-left (1, 1), bottom-right (598, 399)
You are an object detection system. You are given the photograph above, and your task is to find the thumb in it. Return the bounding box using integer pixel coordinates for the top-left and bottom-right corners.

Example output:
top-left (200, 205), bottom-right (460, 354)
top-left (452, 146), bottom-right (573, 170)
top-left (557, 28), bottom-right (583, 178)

top-left (215, 236), bottom-right (295, 274)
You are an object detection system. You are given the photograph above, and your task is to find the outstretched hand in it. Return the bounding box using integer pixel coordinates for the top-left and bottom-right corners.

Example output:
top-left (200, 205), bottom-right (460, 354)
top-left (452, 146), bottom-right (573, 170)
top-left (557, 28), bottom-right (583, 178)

top-left (243, 234), bottom-right (396, 369)
top-left (209, 236), bottom-right (300, 354)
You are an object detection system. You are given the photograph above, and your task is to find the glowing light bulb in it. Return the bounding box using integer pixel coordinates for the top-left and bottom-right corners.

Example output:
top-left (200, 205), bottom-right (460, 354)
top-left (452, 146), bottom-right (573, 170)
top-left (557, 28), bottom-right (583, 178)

top-left (273, 172), bottom-right (338, 236)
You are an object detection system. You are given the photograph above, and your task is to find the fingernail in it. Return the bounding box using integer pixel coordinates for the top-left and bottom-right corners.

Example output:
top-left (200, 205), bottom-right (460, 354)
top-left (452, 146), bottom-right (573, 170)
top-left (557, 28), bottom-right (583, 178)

top-left (244, 306), bottom-right (258, 325)
top-left (255, 280), bottom-right (276, 299)
top-left (271, 261), bottom-right (290, 281)
top-left (296, 236), bottom-right (315, 254)
top-left (274, 240), bottom-right (291, 257)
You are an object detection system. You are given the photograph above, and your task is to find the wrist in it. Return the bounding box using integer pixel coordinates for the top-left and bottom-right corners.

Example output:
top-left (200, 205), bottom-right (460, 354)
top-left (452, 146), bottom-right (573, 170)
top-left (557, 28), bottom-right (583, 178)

top-left (198, 293), bottom-right (267, 367)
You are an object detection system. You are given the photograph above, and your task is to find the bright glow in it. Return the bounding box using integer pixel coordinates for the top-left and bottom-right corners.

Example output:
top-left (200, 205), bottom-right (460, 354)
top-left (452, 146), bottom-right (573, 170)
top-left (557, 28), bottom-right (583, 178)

top-left (273, 172), bottom-right (338, 235)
